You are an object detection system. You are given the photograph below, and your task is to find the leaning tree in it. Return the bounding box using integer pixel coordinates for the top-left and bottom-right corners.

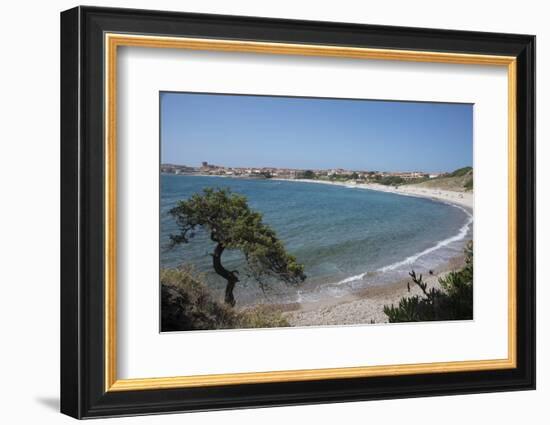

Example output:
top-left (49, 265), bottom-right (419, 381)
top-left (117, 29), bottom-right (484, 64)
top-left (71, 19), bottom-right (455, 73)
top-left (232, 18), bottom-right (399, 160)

top-left (168, 188), bottom-right (306, 306)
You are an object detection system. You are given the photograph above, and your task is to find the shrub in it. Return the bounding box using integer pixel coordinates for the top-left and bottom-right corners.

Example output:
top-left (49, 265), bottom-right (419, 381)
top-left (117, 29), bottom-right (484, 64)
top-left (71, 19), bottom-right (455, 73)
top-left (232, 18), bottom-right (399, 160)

top-left (161, 267), bottom-right (290, 331)
top-left (298, 170), bottom-right (316, 179)
top-left (239, 305), bottom-right (290, 328)
top-left (383, 241), bottom-right (473, 322)
top-left (463, 176), bottom-right (473, 190)
top-left (377, 176), bottom-right (405, 186)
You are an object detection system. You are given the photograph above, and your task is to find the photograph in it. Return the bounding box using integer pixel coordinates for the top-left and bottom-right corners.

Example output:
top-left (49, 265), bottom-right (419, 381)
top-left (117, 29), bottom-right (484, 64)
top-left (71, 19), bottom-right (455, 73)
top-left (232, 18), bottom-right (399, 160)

top-left (55, 4), bottom-right (536, 419)
top-left (159, 92), bottom-right (474, 331)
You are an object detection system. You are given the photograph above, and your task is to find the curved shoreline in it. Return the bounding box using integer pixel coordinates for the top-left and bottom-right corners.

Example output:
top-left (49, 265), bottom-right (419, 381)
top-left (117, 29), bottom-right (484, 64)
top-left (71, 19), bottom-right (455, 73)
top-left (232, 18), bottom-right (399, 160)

top-left (169, 173), bottom-right (473, 210)
top-left (265, 178), bottom-right (473, 325)
top-left (273, 178), bottom-right (473, 210)
top-left (166, 174), bottom-right (473, 324)
top-left (272, 176), bottom-right (472, 288)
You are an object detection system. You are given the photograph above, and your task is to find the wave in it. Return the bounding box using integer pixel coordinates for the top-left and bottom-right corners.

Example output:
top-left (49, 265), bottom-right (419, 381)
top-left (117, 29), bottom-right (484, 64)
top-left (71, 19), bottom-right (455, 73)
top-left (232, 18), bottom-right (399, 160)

top-left (336, 203), bottom-right (472, 285)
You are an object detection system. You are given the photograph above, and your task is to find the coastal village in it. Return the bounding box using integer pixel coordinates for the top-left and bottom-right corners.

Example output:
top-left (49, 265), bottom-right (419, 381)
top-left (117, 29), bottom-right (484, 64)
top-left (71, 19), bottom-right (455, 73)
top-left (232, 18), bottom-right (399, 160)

top-left (161, 161), bottom-right (445, 183)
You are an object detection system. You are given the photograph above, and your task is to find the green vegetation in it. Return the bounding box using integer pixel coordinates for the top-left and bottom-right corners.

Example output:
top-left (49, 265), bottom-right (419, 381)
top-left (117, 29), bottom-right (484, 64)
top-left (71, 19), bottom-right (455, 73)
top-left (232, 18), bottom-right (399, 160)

top-left (448, 166), bottom-right (473, 177)
top-left (463, 176), bottom-right (473, 190)
top-left (374, 175), bottom-right (430, 187)
top-left (376, 175), bottom-right (405, 186)
top-left (161, 267), bottom-right (289, 331)
top-left (328, 172), bottom-right (362, 182)
top-left (383, 241), bottom-right (473, 322)
top-left (409, 166), bottom-right (473, 192)
top-left (298, 170), bottom-right (316, 179)
top-left (168, 188), bottom-right (305, 306)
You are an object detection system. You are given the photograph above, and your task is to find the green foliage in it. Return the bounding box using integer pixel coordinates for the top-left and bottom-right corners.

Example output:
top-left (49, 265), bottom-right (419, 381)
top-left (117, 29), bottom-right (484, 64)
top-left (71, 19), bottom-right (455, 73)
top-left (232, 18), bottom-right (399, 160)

top-left (328, 172), bottom-right (361, 182)
top-left (161, 267), bottom-right (237, 330)
top-left (449, 166), bottom-right (473, 177)
top-left (407, 176), bottom-right (430, 184)
top-left (298, 170), bottom-right (316, 179)
top-left (161, 267), bottom-right (289, 331)
top-left (463, 176), bottom-right (473, 191)
top-left (376, 175), bottom-right (431, 186)
top-left (377, 176), bottom-right (405, 186)
top-left (383, 241), bottom-right (473, 322)
top-left (168, 188), bottom-right (305, 305)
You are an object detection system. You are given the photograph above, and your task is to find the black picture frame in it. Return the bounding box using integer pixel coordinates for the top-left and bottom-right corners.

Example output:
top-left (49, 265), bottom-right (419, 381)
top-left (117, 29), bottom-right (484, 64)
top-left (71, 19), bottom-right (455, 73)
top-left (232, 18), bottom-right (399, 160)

top-left (60, 5), bottom-right (535, 419)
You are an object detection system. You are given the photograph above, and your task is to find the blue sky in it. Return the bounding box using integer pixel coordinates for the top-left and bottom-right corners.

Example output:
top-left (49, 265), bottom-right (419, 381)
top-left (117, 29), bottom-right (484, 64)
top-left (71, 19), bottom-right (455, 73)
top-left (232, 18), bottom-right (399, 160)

top-left (160, 92), bottom-right (472, 173)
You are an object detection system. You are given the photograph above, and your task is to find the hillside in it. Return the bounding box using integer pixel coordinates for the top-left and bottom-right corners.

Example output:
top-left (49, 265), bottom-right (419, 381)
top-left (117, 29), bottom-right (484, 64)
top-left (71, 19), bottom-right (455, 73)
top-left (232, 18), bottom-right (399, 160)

top-left (407, 167), bottom-right (473, 192)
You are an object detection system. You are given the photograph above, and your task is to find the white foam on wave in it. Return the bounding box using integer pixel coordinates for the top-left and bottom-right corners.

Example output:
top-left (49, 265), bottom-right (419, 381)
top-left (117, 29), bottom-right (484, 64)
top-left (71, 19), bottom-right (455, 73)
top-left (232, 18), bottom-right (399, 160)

top-left (336, 203), bottom-right (473, 285)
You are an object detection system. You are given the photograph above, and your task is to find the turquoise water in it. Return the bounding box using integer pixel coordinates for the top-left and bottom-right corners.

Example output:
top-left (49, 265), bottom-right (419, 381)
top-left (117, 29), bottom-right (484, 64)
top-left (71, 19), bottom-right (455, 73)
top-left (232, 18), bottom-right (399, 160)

top-left (161, 175), bottom-right (472, 304)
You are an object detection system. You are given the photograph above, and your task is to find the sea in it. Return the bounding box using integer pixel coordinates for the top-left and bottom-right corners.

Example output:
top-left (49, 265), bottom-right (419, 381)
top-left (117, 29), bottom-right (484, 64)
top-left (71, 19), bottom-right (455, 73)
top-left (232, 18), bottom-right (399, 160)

top-left (160, 174), bottom-right (472, 305)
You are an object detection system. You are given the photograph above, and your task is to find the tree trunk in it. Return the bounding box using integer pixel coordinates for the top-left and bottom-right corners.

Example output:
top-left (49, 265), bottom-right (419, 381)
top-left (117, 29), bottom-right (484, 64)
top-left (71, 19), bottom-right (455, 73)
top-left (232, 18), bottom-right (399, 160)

top-left (212, 243), bottom-right (239, 307)
top-left (224, 279), bottom-right (237, 307)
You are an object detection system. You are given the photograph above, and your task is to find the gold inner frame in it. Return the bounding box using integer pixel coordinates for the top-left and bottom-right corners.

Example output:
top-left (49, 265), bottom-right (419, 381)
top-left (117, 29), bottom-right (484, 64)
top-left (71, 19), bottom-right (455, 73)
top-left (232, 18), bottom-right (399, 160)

top-left (104, 33), bottom-right (517, 392)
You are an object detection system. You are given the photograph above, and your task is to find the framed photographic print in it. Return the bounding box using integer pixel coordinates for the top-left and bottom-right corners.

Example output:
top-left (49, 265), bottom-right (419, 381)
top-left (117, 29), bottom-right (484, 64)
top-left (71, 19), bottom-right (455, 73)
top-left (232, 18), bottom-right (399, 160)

top-left (60, 6), bottom-right (535, 419)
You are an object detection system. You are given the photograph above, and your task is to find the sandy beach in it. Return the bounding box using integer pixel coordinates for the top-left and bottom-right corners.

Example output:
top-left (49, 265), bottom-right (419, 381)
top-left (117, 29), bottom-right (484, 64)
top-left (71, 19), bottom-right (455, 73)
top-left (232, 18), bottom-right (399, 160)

top-left (268, 178), bottom-right (473, 325)
top-left (188, 175), bottom-right (473, 210)
top-left (277, 178), bottom-right (473, 209)
top-left (283, 255), bottom-right (465, 326)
